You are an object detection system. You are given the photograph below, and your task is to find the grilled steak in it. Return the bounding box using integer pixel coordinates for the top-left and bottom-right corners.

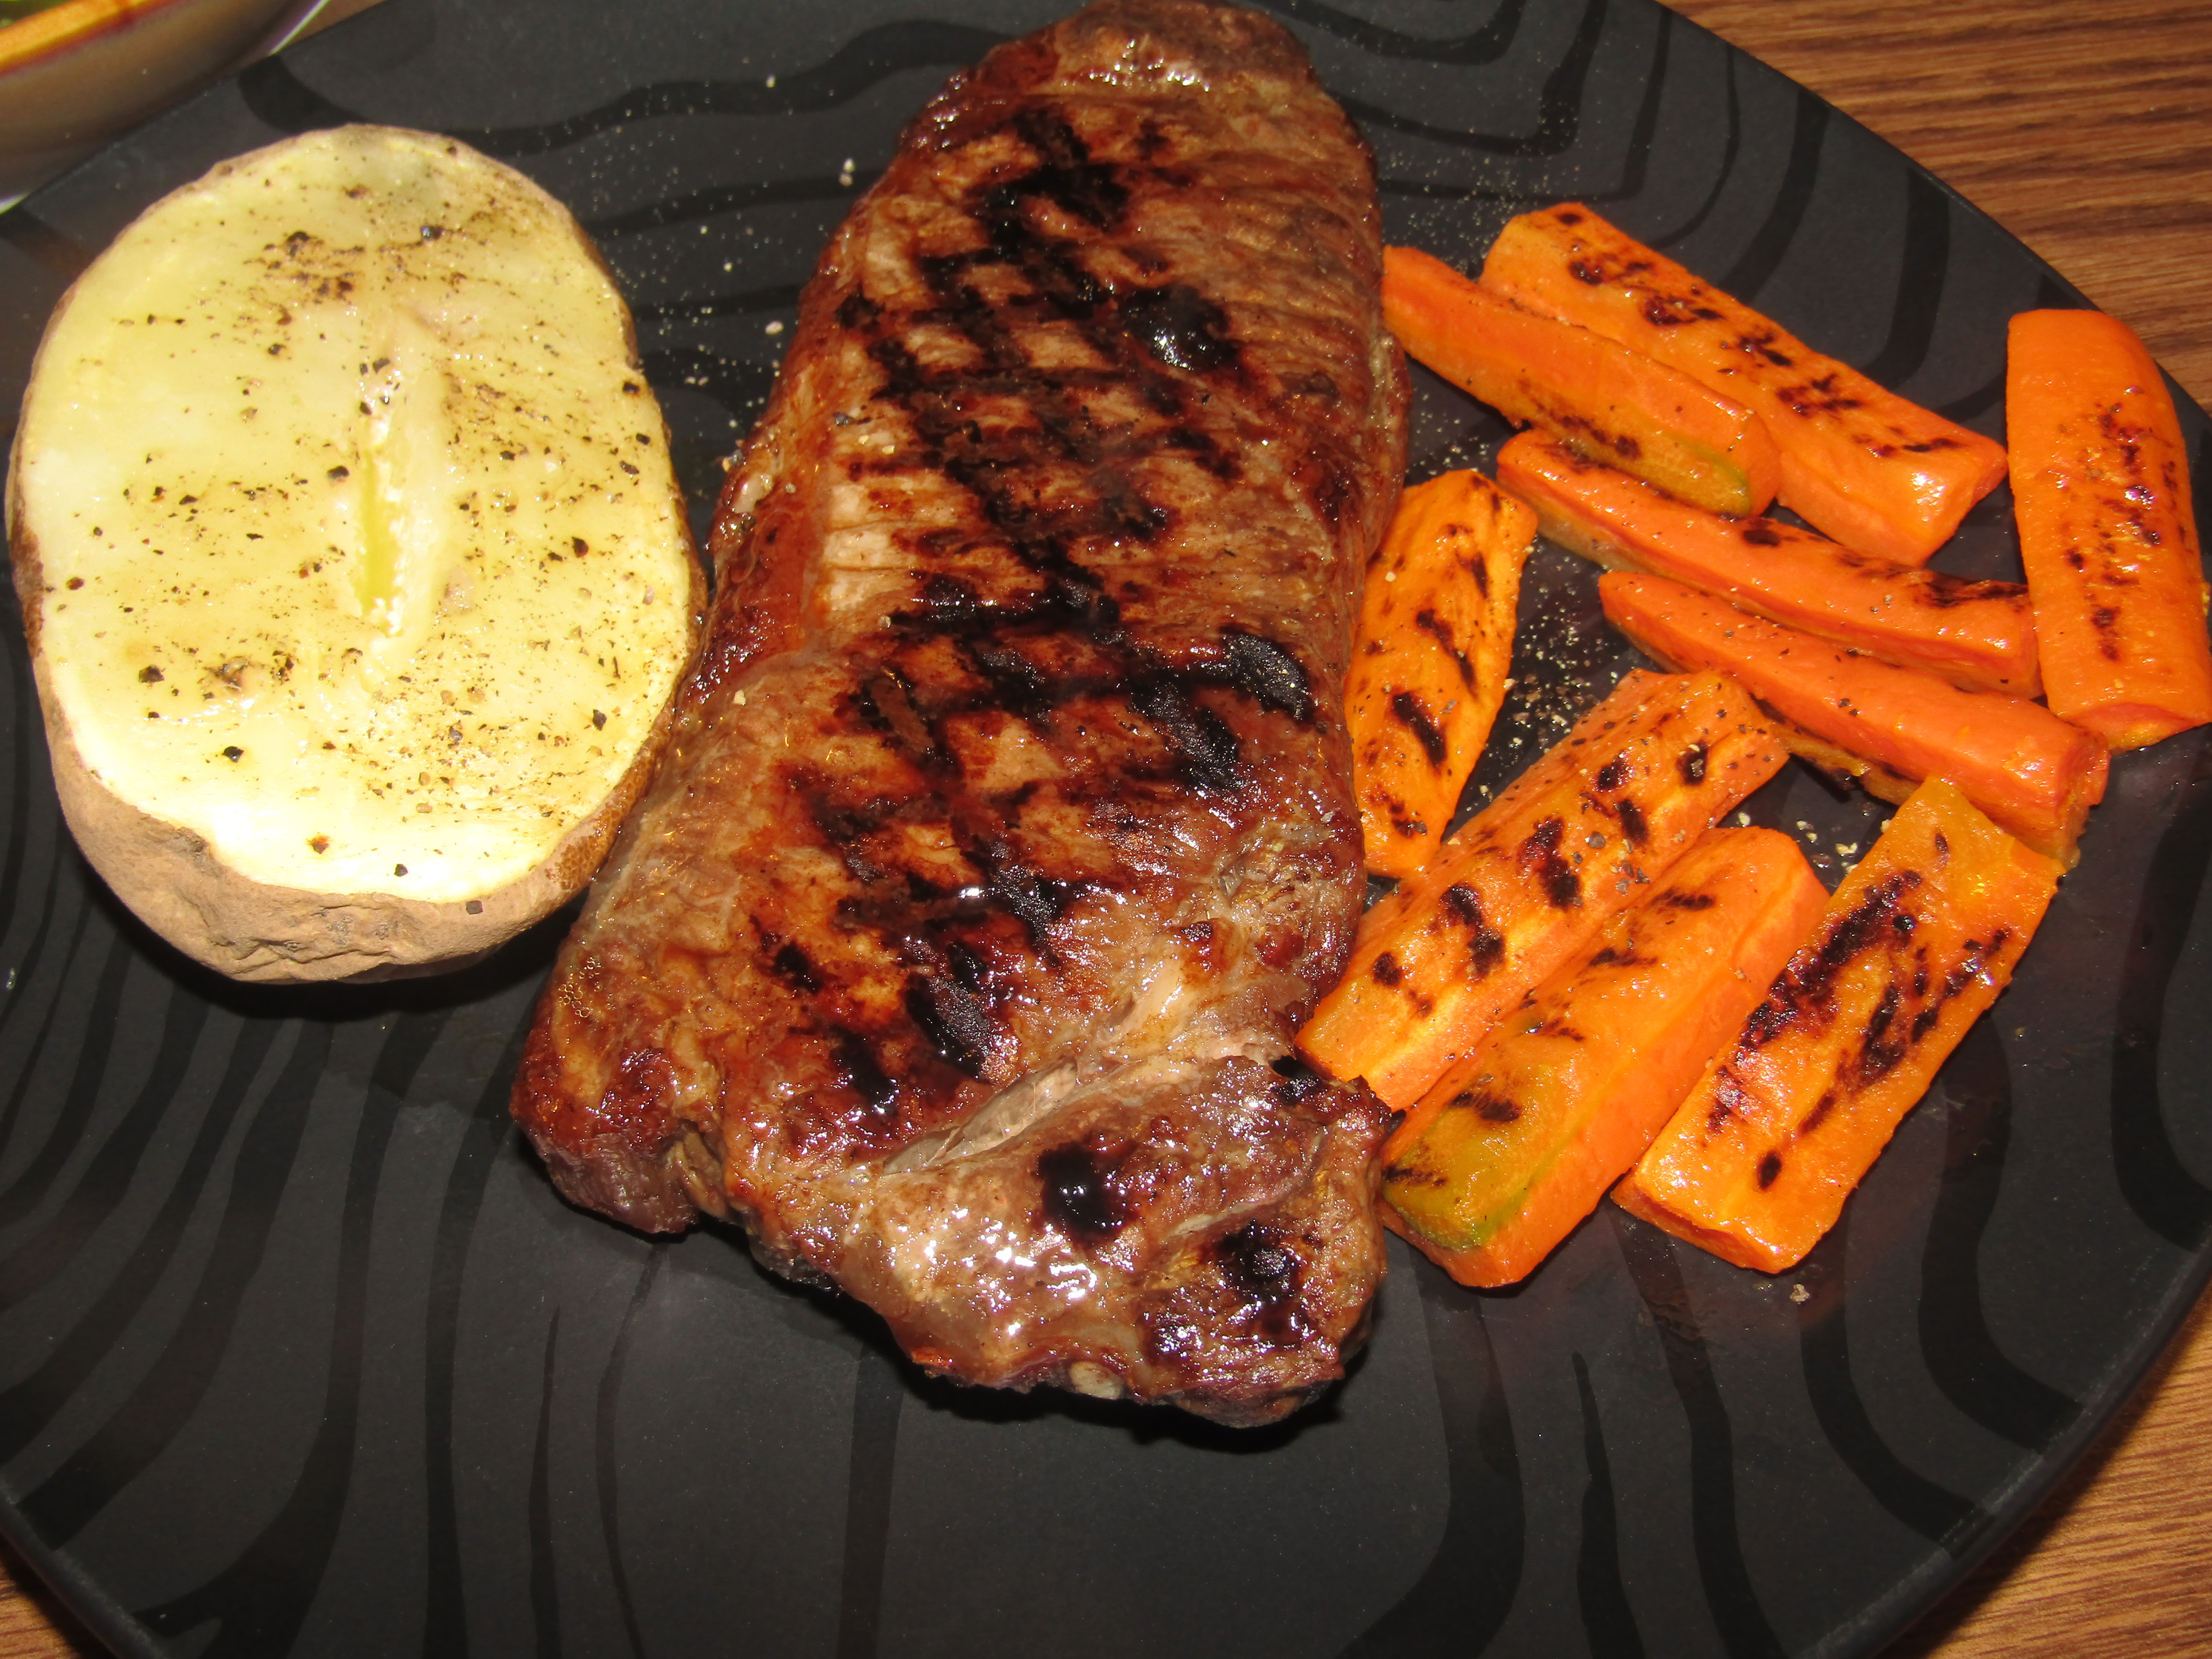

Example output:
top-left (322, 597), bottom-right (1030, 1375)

top-left (511, 0), bottom-right (1407, 1425)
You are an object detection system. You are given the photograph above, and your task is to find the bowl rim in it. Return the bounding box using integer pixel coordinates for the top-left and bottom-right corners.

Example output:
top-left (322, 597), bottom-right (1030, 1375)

top-left (0, 0), bottom-right (233, 76)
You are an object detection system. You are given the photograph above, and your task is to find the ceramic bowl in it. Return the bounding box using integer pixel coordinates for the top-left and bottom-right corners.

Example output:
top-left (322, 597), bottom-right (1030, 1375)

top-left (0, 0), bottom-right (323, 207)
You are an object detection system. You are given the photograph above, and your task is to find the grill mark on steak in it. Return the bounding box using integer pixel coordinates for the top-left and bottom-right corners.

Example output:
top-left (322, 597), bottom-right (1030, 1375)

top-left (510, 0), bottom-right (1405, 1425)
top-left (1215, 1222), bottom-right (1309, 1345)
top-left (842, 101), bottom-right (1305, 799)
top-left (1039, 1140), bottom-right (1130, 1244)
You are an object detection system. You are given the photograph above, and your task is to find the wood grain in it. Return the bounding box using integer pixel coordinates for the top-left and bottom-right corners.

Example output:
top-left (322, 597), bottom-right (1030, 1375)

top-left (0, 1539), bottom-right (91, 1659)
top-left (1664, 0), bottom-right (2212, 410)
top-left (0, 1), bottom-right (2208, 1655)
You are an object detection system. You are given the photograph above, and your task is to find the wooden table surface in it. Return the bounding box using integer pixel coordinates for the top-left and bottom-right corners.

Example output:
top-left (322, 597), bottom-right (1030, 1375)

top-left (2, 0), bottom-right (2210, 1653)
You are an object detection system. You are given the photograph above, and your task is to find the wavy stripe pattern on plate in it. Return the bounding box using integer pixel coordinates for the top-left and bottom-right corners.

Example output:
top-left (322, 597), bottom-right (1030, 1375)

top-left (0, 1), bottom-right (2209, 1655)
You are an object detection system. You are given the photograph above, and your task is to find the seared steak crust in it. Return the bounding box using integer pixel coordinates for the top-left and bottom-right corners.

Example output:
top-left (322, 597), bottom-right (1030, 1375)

top-left (512, 0), bottom-right (1408, 1424)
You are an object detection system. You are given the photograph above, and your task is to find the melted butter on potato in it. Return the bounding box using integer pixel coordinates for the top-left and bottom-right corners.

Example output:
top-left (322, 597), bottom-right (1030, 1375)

top-left (14, 127), bottom-right (696, 905)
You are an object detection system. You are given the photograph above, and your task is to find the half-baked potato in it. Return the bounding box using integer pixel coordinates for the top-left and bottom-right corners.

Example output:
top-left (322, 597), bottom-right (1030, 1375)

top-left (7, 125), bottom-right (704, 980)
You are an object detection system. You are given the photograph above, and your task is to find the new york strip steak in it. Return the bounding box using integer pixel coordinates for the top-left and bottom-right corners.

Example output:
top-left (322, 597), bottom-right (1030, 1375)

top-left (512, 0), bottom-right (1408, 1424)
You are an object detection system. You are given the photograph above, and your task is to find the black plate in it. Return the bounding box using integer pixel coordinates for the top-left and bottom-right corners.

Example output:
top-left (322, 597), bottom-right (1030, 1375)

top-left (2, 2), bottom-right (2209, 1654)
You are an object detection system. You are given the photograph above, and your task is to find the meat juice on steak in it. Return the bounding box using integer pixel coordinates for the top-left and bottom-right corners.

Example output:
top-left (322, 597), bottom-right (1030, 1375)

top-left (511, 0), bottom-right (1409, 1425)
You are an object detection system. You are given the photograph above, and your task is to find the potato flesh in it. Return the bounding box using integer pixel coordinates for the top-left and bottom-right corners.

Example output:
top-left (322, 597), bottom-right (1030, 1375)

top-left (16, 129), bottom-right (695, 903)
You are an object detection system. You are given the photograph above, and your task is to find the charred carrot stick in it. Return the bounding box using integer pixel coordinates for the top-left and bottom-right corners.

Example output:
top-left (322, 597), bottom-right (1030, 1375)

top-left (1383, 246), bottom-right (1783, 517)
top-left (1298, 669), bottom-right (1787, 1109)
top-left (2007, 309), bottom-right (2212, 749)
top-left (1616, 777), bottom-right (2061, 1273)
top-left (1498, 432), bottom-right (2041, 696)
top-left (1383, 825), bottom-right (1827, 1286)
top-left (1482, 204), bottom-right (2007, 565)
top-left (1601, 571), bottom-right (2108, 866)
top-left (1348, 470), bottom-right (1536, 880)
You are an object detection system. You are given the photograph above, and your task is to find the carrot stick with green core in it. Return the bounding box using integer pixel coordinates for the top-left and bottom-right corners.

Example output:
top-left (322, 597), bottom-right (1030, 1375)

top-left (1482, 204), bottom-right (2006, 565)
top-left (1384, 826), bottom-right (1826, 1286)
top-left (2007, 308), bottom-right (2212, 749)
top-left (1299, 669), bottom-right (1788, 1109)
top-left (1382, 245), bottom-right (1782, 517)
top-left (1498, 431), bottom-right (2040, 696)
top-left (1348, 469), bottom-right (1534, 880)
top-left (1616, 777), bottom-right (2061, 1274)
top-left (1601, 571), bottom-right (2108, 866)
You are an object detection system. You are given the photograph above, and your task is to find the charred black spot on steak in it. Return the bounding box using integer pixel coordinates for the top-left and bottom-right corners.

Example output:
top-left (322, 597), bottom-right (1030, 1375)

top-left (1039, 1142), bottom-right (1126, 1244)
top-left (1121, 282), bottom-right (1240, 374)
top-left (965, 640), bottom-right (1054, 723)
top-left (811, 793), bottom-right (896, 883)
top-left (1096, 471), bottom-right (1175, 542)
top-left (1270, 1054), bottom-right (1328, 1106)
top-left (910, 572), bottom-right (987, 629)
top-left (860, 668), bottom-right (942, 764)
top-left (905, 972), bottom-right (998, 1078)
top-left (1129, 673), bottom-right (1241, 793)
top-left (1161, 422), bottom-right (1241, 479)
top-left (811, 793), bottom-right (894, 848)
top-left (973, 842), bottom-right (1083, 946)
top-left (947, 939), bottom-right (993, 994)
top-left (1216, 1223), bottom-right (1304, 1339)
top-left (772, 942), bottom-right (823, 993)
top-left (1009, 103), bottom-right (1129, 226)
top-left (832, 1028), bottom-right (899, 1117)
top-left (1304, 456), bottom-right (1356, 524)
top-left (1220, 629), bottom-right (1313, 721)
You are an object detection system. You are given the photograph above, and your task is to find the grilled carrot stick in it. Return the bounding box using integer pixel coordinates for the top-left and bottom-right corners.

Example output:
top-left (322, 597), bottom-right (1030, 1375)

top-left (1601, 571), bottom-right (2108, 866)
top-left (1348, 470), bottom-right (1535, 879)
top-left (1482, 204), bottom-right (2007, 565)
top-left (1498, 431), bottom-right (2041, 696)
top-left (1616, 777), bottom-right (2061, 1274)
top-left (1298, 669), bottom-right (1787, 1109)
top-left (1383, 825), bottom-right (1827, 1286)
top-left (1383, 246), bottom-right (1783, 517)
top-left (2007, 309), bottom-right (2212, 749)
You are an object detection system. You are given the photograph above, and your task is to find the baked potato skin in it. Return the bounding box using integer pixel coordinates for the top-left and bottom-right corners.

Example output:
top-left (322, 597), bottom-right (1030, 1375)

top-left (6, 128), bottom-right (706, 982)
top-left (13, 589), bottom-right (693, 984)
